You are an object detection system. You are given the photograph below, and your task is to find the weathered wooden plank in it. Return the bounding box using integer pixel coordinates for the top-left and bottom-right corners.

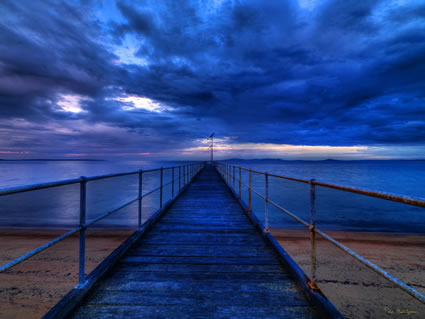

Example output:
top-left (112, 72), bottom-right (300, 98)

top-left (150, 225), bottom-right (256, 232)
top-left (120, 255), bottom-right (280, 265)
top-left (127, 244), bottom-right (275, 257)
top-left (108, 270), bottom-right (291, 281)
top-left (71, 305), bottom-right (319, 319)
top-left (139, 238), bottom-right (266, 246)
top-left (163, 218), bottom-right (248, 222)
top-left (85, 290), bottom-right (310, 307)
top-left (96, 278), bottom-right (298, 293)
top-left (155, 220), bottom-right (252, 227)
top-left (143, 232), bottom-right (263, 240)
top-left (114, 263), bottom-right (287, 274)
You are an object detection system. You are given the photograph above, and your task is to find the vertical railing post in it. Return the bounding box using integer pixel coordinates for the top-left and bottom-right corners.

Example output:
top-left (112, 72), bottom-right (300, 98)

top-left (238, 167), bottom-right (242, 200)
top-left (160, 168), bottom-right (163, 209)
top-left (226, 165), bottom-right (229, 184)
top-left (172, 167), bottom-right (175, 198)
top-left (79, 176), bottom-right (87, 285)
top-left (138, 170), bottom-right (143, 229)
top-left (179, 165), bottom-right (181, 191)
top-left (233, 166), bottom-right (235, 190)
top-left (310, 179), bottom-right (317, 282)
top-left (248, 169), bottom-right (252, 212)
top-left (264, 172), bottom-right (269, 232)
top-left (226, 165), bottom-right (228, 184)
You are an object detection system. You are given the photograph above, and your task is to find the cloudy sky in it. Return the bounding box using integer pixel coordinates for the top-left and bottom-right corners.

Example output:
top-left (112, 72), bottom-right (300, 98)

top-left (1, 0), bottom-right (424, 160)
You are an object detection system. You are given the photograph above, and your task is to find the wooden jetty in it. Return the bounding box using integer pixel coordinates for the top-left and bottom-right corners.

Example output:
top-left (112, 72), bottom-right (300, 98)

top-left (48, 165), bottom-right (340, 318)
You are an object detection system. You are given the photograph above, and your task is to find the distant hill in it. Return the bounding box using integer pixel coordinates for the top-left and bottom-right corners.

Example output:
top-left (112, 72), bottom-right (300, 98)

top-left (219, 158), bottom-right (425, 163)
top-left (0, 159), bottom-right (104, 162)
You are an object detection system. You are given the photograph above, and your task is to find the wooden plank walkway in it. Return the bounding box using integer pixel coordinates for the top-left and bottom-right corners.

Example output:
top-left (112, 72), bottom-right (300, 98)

top-left (69, 166), bottom-right (319, 318)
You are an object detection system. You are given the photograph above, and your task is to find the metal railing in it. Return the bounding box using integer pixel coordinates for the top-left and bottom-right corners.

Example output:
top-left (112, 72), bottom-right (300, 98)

top-left (0, 163), bottom-right (204, 288)
top-left (215, 162), bottom-right (425, 304)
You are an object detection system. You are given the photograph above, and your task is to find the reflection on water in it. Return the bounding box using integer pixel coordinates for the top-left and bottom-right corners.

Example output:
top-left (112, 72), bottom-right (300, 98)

top-left (0, 160), bottom-right (424, 232)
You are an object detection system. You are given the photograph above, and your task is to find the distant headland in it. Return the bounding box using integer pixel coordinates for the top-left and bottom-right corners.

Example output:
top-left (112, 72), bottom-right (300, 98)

top-left (220, 158), bottom-right (425, 163)
top-left (0, 159), bottom-right (104, 162)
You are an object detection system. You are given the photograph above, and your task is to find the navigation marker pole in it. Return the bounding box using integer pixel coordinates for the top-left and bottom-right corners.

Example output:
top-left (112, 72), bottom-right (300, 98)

top-left (209, 132), bottom-right (214, 163)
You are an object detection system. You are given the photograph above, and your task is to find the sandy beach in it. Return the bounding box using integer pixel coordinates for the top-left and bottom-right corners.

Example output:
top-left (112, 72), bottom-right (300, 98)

top-left (272, 229), bottom-right (425, 319)
top-left (0, 229), bottom-right (133, 319)
top-left (0, 228), bottom-right (424, 319)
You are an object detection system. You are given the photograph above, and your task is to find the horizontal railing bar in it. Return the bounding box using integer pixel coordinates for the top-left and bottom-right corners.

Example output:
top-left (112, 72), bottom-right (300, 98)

top-left (313, 181), bottom-right (425, 208)
top-left (0, 226), bottom-right (81, 272)
top-left (218, 163), bottom-right (425, 208)
top-left (141, 186), bottom-right (161, 199)
top-left (86, 170), bottom-right (139, 181)
top-left (0, 164), bottom-right (199, 197)
top-left (250, 184), bottom-right (266, 200)
top-left (137, 175), bottom-right (182, 200)
top-left (0, 178), bottom-right (82, 196)
top-left (268, 172), bottom-right (310, 184)
top-left (142, 168), bottom-right (161, 173)
top-left (315, 228), bottom-right (425, 304)
top-left (85, 197), bottom-right (139, 227)
top-left (268, 199), bottom-right (311, 228)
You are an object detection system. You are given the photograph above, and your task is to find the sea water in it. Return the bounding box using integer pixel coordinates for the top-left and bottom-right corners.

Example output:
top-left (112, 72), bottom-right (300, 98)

top-left (0, 160), bottom-right (424, 232)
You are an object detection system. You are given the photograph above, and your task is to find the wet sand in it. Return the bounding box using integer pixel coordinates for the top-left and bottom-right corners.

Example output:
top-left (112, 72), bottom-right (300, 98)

top-left (0, 229), bottom-right (133, 319)
top-left (272, 229), bottom-right (425, 319)
top-left (0, 229), bottom-right (424, 319)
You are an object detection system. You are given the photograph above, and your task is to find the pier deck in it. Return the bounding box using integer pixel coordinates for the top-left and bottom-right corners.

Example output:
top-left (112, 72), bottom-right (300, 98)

top-left (69, 166), bottom-right (319, 318)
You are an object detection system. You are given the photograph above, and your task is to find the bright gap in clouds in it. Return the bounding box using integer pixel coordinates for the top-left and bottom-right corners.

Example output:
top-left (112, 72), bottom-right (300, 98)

top-left (57, 94), bottom-right (91, 113)
top-left (186, 140), bottom-right (373, 159)
top-left (113, 95), bottom-right (173, 112)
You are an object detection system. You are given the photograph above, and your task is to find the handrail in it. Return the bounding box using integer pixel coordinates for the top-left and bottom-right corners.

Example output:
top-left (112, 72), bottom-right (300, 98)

top-left (0, 164), bottom-right (194, 197)
top-left (0, 163), bottom-right (204, 281)
top-left (226, 164), bottom-right (425, 208)
top-left (215, 162), bottom-right (425, 304)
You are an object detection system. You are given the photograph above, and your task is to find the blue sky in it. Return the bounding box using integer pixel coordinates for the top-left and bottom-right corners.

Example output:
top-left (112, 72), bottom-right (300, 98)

top-left (1, 0), bottom-right (424, 160)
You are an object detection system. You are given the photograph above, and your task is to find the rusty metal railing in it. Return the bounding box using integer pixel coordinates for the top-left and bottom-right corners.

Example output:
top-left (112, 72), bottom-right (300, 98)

top-left (215, 162), bottom-right (425, 304)
top-left (0, 163), bottom-right (204, 287)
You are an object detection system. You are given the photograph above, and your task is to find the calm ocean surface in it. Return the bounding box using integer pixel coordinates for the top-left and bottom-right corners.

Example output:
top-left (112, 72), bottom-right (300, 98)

top-left (0, 160), bottom-right (424, 233)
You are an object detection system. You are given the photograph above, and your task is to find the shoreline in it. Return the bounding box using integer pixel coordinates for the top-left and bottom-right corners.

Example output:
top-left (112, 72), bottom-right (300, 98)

top-left (0, 228), bottom-right (424, 318)
top-left (1, 226), bottom-right (424, 236)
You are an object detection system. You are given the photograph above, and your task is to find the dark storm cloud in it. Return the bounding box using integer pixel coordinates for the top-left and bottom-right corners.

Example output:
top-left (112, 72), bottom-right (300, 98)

top-left (108, 0), bottom-right (425, 146)
top-left (1, 0), bottom-right (425, 158)
top-left (0, 0), bottom-right (117, 119)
